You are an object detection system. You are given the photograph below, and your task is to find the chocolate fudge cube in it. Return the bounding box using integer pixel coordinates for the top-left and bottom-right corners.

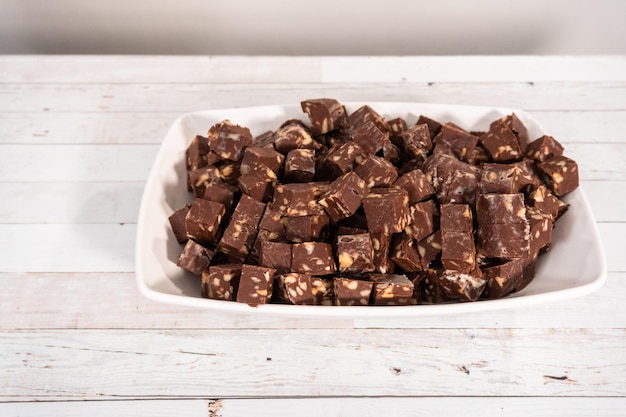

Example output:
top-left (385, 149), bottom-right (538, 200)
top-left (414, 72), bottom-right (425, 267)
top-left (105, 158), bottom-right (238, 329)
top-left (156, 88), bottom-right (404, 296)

top-left (220, 163), bottom-right (242, 187)
top-left (258, 205), bottom-right (286, 241)
top-left (273, 183), bottom-right (323, 217)
top-left (349, 120), bottom-right (389, 155)
top-left (382, 141), bottom-right (402, 165)
top-left (189, 166), bottom-right (221, 198)
top-left (301, 99), bottom-right (349, 136)
top-left (526, 206), bottom-right (554, 256)
top-left (176, 240), bottom-right (215, 275)
top-left (513, 255), bottom-right (538, 292)
top-left (319, 172), bottom-right (370, 222)
top-left (390, 233), bottom-right (422, 273)
top-left (439, 268), bottom-right (486, 301)
top-left (252, 130), bottom-right (275, 148)
top-left (237, 169), bottom-right (276, 203)
top-left (334, 278), bottom-right (373, 306)
top-left (336, 233), bottom-right (375, 273)
top-left (217, 220), bottom-right (259, 262)
top-left (423, 153), bottom-right (481, 205)
top-left (441, 231), bottom-right (476, 274)
top-left (420, 269), bottom-right (454, 304)
top-left (525, 135), bottom-right (564, 162)
top-left (538, 155), bottom-right (579, 197)
top-left (477, 222), bottom-right (530, 259)
top-left (370, 274), bottom-right (414, 305)
top-left (285, 214), bottom-right (329, 243)
top-left (476, 193), bottom-right (526, 225)
top-left (207, 120), bottom-right (253, 161)
top-left (480, 162), bottom-right (540, 194)
top-left (277, 273), bottom-right (315, 305)
top-left (354, 155), bottom-right (398, 188)
top-left (405, 200), bottom-right (437, 241)
top-left (311, 277), bottom-right (335, 306)
top-left (466, 144), bottom-right (491, 165)
top-left (362, 187), bottom-right (410, 234)
top-left (417, 230), bottom-right (442, 269)
top-left (394, 169), bottom-right (435, 204)
top-left (284, 148), bottom-right (316, 183)
top-left (249, 228), bottom-right (271, 264)
top-left (202, 263), bottom-right (242, 300)
top-left (432, 122), bottom-right (478, 162)
top-left (273, 119), bottom-right (321, 154)
top-left (348, 104), bottom-right (390, 134)
top-left (387, 117), bottom-right (407, 138)
top-left (440, 203), bottom-right (472, 233)
top-left (235, 264), bottom-right (276, 305)
top-left (217, 195), bottom-right (266, 261)
top-left (230, 194), bottom-right (266, 225)
top-left (493, 113), bottom-right (529, 151)
top-left (259, 240), bottom-right (292, 274)
top-left (169, 204), bottom-right (190, 244)
top-left (417, 115), bottom-right (443, 140)
top-left (481, 261), bottom-right (523, 299)
top-left (291, 242), bottom-right (337, 275)
top-left (527, 185), bottom-right (562, 221)
top-left (316, 141), bottom-right (366, 181)
top-left (370, 231), bottom-right (394, 274)
top-left (203, 181), bottom-right (238, 212)
top-left (185, 198), bottom-right (226, 246)
top-left (401, 124), bottom-right (432, 162)
top-left (186, 134), bottom-right (210, 172)
top-left (240, 146), bottom-right (284, 176)
top-left (479, 119), bottom-right (523, 162)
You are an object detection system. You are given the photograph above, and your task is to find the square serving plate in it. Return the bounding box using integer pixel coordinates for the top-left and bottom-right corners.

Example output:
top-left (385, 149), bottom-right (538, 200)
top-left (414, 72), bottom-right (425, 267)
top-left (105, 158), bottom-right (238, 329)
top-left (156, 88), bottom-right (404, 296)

top-left (135, 102), bottom-right (606, 317)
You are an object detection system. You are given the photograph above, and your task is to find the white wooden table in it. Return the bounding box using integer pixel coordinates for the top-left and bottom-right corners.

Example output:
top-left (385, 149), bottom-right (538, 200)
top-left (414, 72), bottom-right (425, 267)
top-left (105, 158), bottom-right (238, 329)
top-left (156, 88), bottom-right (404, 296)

top-left (1, 56), bottom-right (625, 416)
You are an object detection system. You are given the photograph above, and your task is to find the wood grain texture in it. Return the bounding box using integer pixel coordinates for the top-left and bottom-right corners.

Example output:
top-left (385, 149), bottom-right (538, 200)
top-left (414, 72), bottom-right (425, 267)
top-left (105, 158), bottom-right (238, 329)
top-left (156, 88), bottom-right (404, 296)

top-left (2, 328), bottom-right (625, 400)
top-left (0, 82), bottom-right (625, 113)
top-left (1, 397), bottom-right (625, 417)
top-left (2, 56), bottom-right (625, 83)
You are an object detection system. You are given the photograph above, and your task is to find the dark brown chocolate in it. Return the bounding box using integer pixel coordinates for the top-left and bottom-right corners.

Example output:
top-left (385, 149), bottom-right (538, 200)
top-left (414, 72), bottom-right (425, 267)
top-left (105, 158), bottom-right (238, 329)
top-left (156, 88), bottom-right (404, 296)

top-left (208, 120), bottom-right (253, 161)
top-left (235, 264), bottom-right (276, 305)
top-left (301, 99), bottom-right (349, 136)
top-left (336, 233), bottom-right (375, 273)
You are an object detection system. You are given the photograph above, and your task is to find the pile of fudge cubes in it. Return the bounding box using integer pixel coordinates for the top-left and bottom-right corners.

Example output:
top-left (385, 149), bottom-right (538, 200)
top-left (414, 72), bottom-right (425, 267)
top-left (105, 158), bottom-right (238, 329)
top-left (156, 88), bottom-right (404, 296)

top-left (168, 99), bottom-right (579, 306)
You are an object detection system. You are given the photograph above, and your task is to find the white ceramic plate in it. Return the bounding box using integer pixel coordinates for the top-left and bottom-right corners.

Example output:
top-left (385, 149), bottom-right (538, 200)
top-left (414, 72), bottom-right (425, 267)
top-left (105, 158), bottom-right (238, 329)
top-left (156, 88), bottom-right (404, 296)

top-left (135, 102), bottom-right (606, 317)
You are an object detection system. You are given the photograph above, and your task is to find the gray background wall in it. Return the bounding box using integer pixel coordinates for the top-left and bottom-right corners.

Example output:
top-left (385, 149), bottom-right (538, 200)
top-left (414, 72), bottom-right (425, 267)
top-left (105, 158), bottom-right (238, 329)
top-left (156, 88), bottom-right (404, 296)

top-left (1, 0), bottom-right (625, 55)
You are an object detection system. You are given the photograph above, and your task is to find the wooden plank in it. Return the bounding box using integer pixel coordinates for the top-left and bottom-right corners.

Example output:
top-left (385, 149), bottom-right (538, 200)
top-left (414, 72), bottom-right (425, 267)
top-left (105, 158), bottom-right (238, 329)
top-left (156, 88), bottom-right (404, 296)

top-left (218, 397), bottom-right (626, 417)
top-left (0, 56), bottom-right (322, 84)
top-left (1, 110), bottom-right (625, 145)
top-left (0, 182), bottom-right (143, 224)
top-left (1, 328), bottom-right (624, 399)
top-left (0, 82), bottom-right (625, 113)
top-left (1, 397), bottom-right (625, 417)
top-left (0, 112), bottom-right (178, 145)
top-left (1, 56), bottom-right (625, 84)
top-left (0, 143), bottom-right (623, 183)
top-left (0, 224), bottom-right (136, 273)
top-left (0, 400), bottom-right (209, 417)
top-left (0, 145), bottom-right (158, 182)
top-left (321, 56), bottom-right (626, 83)
top-left (0, 272), bottom-right (623, 330)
